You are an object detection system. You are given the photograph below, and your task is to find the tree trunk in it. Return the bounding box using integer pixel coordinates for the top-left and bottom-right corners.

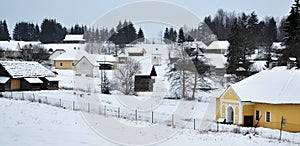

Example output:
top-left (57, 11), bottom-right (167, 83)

top-left (192, 72), bottom-right (197, 100)
top-left (181, 70), bottom-right (186, 99)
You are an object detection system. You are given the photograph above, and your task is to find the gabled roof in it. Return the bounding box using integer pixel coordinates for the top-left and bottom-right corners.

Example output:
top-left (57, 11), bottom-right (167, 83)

top-left (53, 47), bottom-right (88, 61)
top-left (207, 41), bottom-right (229, 50)
top-left (0, 61), bottom-right (55, 78)
top-left (231, 66), bottom-right (300, 104)
top-left (78, 54), bottom-right (116, 66)
top-left (43, 43), bottom-right (85, 52)
top-left (136, 56), bottom-right (157, 76)
top-left (63, 35), bottom-right (84, 42)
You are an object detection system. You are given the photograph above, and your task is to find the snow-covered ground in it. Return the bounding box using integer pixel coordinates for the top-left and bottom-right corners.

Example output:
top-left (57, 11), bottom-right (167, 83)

top-left (0, 97), bottom-right (299, 146)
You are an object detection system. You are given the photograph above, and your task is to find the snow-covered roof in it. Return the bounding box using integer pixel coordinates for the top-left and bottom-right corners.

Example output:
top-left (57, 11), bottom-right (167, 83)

top-left (249, 60), bottom-right (267, 72)
top-left (207, 41), bottom-right (229, 50)
top-left (45, 77), bottom-right (59, 81)
top-left (231, 66), bottom-right (300, 104)
top-left (136, 56), bottom-right (156, 76)
top-left (24, 78), bottom-right (43, 84)
top-left (125, 44), bottom-right (170, 59)
top-left (0, 41), bottom-right (40, 51)
top-left (84, 54), bottom-right (116, 66)
top-left (0, 76), bottom-right (9, 83)
top-left (272, 42), bottom-right (285, 50)
top-left (205, 53), bottom-right (227, 68)
top-left (0, 61), bottom-right (55, 78)
top-left (118, 52), bottom-right (127, 58)
top-left (184, 41), bottom-right (207, 49)
top-left (43, 43), bottom-right (85, 52)
top-left (63, 35), bottom-right (84, 42)
top-left (53, 47), bottom-right (88, 61)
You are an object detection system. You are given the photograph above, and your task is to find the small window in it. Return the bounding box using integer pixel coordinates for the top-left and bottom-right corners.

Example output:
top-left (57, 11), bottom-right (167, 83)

top-left (266, 112), bottom-right (271, 122)
top-left (255, 110), bottom-right (260, 120)
top-left (60, 62), bottom-right (63, 66)
top-left (72, 63), bottom-right (75, 66)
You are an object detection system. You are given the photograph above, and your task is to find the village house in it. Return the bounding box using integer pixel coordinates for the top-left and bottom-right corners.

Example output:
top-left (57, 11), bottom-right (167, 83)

top-left (205, 41), bottom-right (229, 54)
top-left (128, 47), bottom-right (147, 56)
top-left (134, 56), bottom-right (157, 92)
top-left (0, 61), bottom-right (58, 91)
top-left (117, 52), bottom-right (127, 64)
top-left (52, 46), bottom-right (88, 69)
top-left (216, 66), bottom-right (300, 132)
top-left (75, 54), bottom-right (117, 77)
top-left (0, 41), bottom-right (40, 59)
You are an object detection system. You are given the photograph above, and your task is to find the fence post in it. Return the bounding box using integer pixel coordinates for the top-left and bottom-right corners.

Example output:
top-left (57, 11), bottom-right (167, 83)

top-left (152, 111), bottom-right (154, 124)
top-left (72, 101), bottom-right (75, 110)
top-left (172, 114), bottom-right (174, 127)
top-left (88, 103), bottom-right (90, 112)
top-left (194, 119), bottom-right (196, 130)
top-left (217, 121), bottom-right (219, 132)
top-left (104, 105), bottom-right (106, 116)
top-left (10, 92), bottom-right (12, 99)
top-left (279, 116), bottom-right (283, 140)
top-left (33, 93), bottom-right (35, 101)
top-left (135, 109), bottom-right (138, 121)
top-left (118, 107), bottom-right (120, 118)
top-left (59, 98), bottom-right (61, 107)
top-left (22, 92), bottom-right (24, 100)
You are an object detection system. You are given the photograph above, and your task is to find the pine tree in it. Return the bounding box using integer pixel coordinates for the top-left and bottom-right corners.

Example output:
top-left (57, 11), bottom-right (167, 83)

top-left (281, 0), bottom-right (300, 66)
top-left (178, 27), bottom-right (185, 43)
top-left (227, 18), bottom-right (244, 74)
top-left (0, 20), bottom-right (10, 41)
top-left (163, 27), bottom-right (170, 44)
top-left (101, 71), bottom-right (111, 94)
top-left (40, 19), bottom-right (67, 43)
top-left (137, 28), bottom-right (145, 43)
top-left (13, 22), bottom-right (38, 41)
top-left (169, 28), bottom-right (177, 42)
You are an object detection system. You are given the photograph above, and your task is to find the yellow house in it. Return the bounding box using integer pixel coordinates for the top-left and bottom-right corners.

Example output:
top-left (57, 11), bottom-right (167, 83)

top-left (53, 47), bottom-right (87, 69)
top-left (216, 67), bottom-right (300, 132)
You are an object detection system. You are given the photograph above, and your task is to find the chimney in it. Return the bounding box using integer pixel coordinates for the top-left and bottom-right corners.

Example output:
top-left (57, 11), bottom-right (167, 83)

top-left (287, 57), bottom-right (297, 69)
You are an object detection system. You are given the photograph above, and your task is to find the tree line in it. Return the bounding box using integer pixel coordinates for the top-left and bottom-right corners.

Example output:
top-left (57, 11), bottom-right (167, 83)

top-left (0, 19), bottom-right (145, 45)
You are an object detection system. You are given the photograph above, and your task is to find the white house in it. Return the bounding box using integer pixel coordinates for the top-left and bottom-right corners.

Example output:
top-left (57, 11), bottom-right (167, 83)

top-left (75, 54), bottom-right (116, 77)
top-left (206, 41), bottom-right (230, 54)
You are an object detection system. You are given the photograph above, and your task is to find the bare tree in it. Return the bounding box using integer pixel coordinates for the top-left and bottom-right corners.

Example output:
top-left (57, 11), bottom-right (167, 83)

top-left (113, 58), bottom-right (141, 95)
top-left (166, 44), bottom-right (210, 100)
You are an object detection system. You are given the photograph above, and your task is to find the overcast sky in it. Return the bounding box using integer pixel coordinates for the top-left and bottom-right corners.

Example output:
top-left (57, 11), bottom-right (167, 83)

top-left (1, 0), bottom-right (294, 37)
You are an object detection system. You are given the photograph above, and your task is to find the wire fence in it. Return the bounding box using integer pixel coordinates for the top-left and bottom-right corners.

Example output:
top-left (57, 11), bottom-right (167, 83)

top-left (1, 91), bottom-right (214, 131)
top-left (1, 91), bottom-right (300, 144)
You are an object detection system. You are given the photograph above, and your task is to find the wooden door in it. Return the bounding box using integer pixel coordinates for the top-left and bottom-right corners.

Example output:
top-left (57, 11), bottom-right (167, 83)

top-left (244, 116), bottom-right (254, 127)
top-left (11, 79), bottom-right (21, 90)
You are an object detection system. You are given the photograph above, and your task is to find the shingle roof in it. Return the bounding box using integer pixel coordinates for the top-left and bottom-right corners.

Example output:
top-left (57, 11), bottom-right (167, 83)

top-left (0, 61), bottom-right (55, 78)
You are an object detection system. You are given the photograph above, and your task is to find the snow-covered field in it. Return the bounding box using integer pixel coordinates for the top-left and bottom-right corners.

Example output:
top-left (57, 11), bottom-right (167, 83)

top-left (0, 97), bottom-right (299, 146)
